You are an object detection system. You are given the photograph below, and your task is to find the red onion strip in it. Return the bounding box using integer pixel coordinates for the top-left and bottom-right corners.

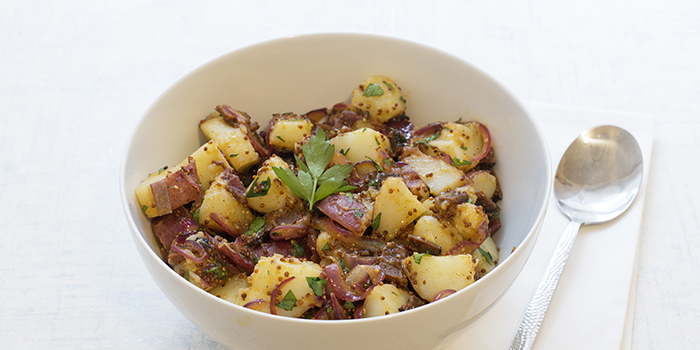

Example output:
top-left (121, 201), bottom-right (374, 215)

top-left (323, 263), bottom-right (384, 302)
top-left (171, 239), bottom-right (208, 264)
top-left (269, 276), bottom-right (295, 315)
top-left (433, 289), bottom-right (457, 302)
top-left (269, 225), bottom-right (308, 240)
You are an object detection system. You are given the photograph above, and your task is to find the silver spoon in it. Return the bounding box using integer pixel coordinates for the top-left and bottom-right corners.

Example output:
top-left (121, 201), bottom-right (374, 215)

top-left (509, 125), bottom-right (643, 350)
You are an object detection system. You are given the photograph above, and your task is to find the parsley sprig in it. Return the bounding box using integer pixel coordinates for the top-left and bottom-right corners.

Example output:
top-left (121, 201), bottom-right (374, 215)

top-left (272, 129), bottom-right (356, 210)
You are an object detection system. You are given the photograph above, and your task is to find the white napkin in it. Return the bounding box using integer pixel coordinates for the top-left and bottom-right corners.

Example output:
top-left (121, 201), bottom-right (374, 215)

top-left (444, 103), bottom-right (654, 350)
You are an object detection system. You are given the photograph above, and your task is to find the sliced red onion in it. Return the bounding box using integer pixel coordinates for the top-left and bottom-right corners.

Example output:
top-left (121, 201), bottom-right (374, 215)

top-left (412, 122), bottom-right (443, 141)
top-left (151, 207), bottom-right (198, 250)
top-left (249, 130), bottom-right (270, 159)
top-left (346, 265), bottom-right (384, 293)
top-left (323, 263), bottom-right (384, 302)
top-left (466, 121), bottom-right (491, 163)
top-left (353, 300), bottom-right (365, 319)
top-left (446, 240), bottom-right (480, 256)
top-left (208, 212), bottom-right (241, 237)
top-left (252, 240), bottom-right (293, 259)
top-left (270, 276), bottom-right (295, 315)
top-left (303, 107), bottom-right (328, 123)
top-left (312, 216), bottom-right (358, 244)
top-left (221, 168), bottom-right (247, 203)
top-left (316, 194), bottom-right (370, 235)
top-left (269, 225), bottom-right (308, 240)
top-left (217, 242), bottom-right (255, 274)
top-left (150, 180), bottom-right (172, 216)
top-left (385, 119), bottom-right (414, 140)
top-left (180, 158), bottom-right (203, 207)
top-left (329, 293), bottom-right (347, 320)
top-left (433, 289), bottom-right (457, 302)
top-left (489, 217), bottom-right (501, 235)
top-left (243, 298), bottom-right (268, 311)
top-left (341, 253), bottom-right (378, 270)
top-left (171, 238), bottom-right (208, 264)
top-left (306, 232), bottom-right (320, 262)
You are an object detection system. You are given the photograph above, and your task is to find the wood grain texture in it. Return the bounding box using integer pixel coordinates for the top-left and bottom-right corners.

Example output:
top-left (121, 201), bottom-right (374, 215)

top-left (0, 1), bottom-right (698, 349)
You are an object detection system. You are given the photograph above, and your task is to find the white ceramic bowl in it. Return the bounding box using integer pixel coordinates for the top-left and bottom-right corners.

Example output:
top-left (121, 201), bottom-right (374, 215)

top-left (120, 33), bottom-right (551, 350)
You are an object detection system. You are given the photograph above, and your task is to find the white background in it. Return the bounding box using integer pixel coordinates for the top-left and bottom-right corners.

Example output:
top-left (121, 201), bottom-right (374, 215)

top-left (1, 1), bottom-right (698, 349)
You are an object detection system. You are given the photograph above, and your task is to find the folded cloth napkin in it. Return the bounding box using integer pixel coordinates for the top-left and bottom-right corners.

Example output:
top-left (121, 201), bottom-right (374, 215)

top-left (444, 103), bottom-right (654, 350)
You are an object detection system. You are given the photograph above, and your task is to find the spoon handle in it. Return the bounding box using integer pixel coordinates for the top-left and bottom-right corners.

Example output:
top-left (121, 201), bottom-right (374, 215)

top-left (509, 220), bottom-right (582, 350)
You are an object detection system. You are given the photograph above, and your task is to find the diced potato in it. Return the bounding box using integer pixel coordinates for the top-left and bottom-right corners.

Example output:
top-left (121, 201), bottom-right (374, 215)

top-left (200, 114), bottom-right (260, 173)
top-left (199, 172), bottom-right (255, 233)
top-left (424, 122), bottom-right (484, 171)
top-left (373, 177), bottom-right (425, 241)
top-left (413, 215), bottom-right (463, 252)
top-left (136, 141), bottom-right (229, 218)
top-left (135, 167), bottom-right (201, 218)
top-left (451, 202), bottom-right (489, 243)
top-left (362, 283), bottom-right (412, 318)
top-left (351, 75), bottom-right (406, 123)
top-left (467, 170), bottom-right (498, 199)
top-left (246, 155), bottom-right (300, 214)
top-left (209, 272), bottom-right (250, 304)
top-left (268, 116), bottom-right (314, 151)
top-left (424, 122), bottom-right (488, 172)
top-left (135, 171), bottom-right (169, 218)
top-left (315, 231), bottom-right (335, 256)
top-left (330, 128), bottom-right (390, 164)
top-left (402, 254), bottom-right (478, 302)
top-left (185, 140), bottom-right (233, 191)
top-left (237, 254), bottom-right (324, 318)
top-left (473, 236), bottom-right (500, 276)
top-left (403, 152), bottom-right (468, 196)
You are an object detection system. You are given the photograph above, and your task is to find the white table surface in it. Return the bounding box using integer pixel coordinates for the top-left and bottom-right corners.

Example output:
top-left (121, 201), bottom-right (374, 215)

top-left (1, 1), bottom-right (698, 349)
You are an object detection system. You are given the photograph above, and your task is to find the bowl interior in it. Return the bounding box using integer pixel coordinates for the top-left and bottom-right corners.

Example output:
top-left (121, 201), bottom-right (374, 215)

top-left (120, 33), bottom-right (551, 349)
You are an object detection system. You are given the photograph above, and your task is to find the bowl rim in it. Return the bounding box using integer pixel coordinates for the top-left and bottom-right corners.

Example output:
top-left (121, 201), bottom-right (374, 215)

top-left (119, 32), bottom-right (552, 326)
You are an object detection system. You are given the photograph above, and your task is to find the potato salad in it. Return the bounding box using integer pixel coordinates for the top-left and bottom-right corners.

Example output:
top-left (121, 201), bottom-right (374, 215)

top-left (135, 75), bottom-right (503, 319)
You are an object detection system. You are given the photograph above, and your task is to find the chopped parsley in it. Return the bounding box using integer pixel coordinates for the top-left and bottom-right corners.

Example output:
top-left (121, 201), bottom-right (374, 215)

top-left (363, 83), bottom-right (384, 97)
top-left (382, 80), bottom-right (393, 91)
top-left (278, 290), bottom-right (297, 311)
top-left (141, 205), bottom-right (148, 212)
top-left (291, 240), bottom-right (306, 258)
top-left (452, 157), bottom-right (473, 167)
top-left (371, 213), bottom-right (382, 231)
top-left (306, 276), bottom-right (327, 296)
top-left (354, 208), bottom-right (363, 217)
top-left (416, 132), bottom-right (440, 145)
top-left (478, 247), bottom-right (494, 265)
top-left (229, 153), bottom-right (238, 158)
top-left (243, 217), bottom-right (265, 236)
top-left (276, 135), bottom-right (285, 143)
top-left (245, 176), bottom-right (271, 197)
top-left (413, 253), bottom-right (431, 264)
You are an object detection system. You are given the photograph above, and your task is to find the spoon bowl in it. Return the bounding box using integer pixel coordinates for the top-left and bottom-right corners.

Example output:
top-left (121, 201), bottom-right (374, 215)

top-left (510, 125), bottom-right (643, 350)
top-left (555, 125), bottom-right (644, 224)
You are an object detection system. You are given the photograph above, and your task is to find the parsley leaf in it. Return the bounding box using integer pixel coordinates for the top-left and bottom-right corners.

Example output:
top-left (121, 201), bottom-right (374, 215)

top-left (306, 276), bottom-right (327, 296)
top-left (246, 176), bottom-right (271, 197)
top-left (292, 240), bottom-right (306, 258)
top-left (478, 247), bottom-right (494, 265)
top-left (416, 131), bottom-right (440, 145)
top-left (452, 157), bottom-right (473, 167)
top-left (413, 253), bottom-right (431, 264)
top-left (272, 129), bottom-right (355, 210)
top-left (371, 213), bottom-right (382, 231)
top-left (278, 290), bottom-right (297, 311)
top-left (243, 217), bottom-right (265, 236)
top-left (363, 83), bottom-right (384, 97)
